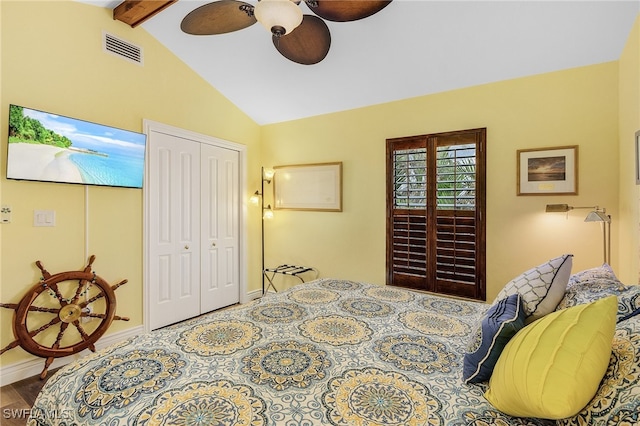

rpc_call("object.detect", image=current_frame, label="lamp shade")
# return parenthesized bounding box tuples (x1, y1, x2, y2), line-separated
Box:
(263, 205, 274, 219)
(584, 210, 610, 223)
(254, 0, 303, 36)
(250, 191, 260, 205)
(263, 169, 275, 180)
(545, 204, 571, 213)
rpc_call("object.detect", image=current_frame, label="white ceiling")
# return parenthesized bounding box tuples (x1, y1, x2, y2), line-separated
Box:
(82, 1, 638, 125)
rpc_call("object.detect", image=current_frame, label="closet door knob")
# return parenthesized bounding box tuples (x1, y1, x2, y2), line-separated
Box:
(184, 245, 189, 250)
(212, 243, 216, 247)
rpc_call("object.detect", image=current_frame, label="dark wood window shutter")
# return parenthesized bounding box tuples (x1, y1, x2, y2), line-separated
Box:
(386, 128, 486, 300)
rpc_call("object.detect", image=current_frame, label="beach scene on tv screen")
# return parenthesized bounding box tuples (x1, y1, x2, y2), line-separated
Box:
(7, 105, 146, 188)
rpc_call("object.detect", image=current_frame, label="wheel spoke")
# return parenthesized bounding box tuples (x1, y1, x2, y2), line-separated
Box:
(27, 306, 60, 314)
(40, 356, 55, 379)
(0, 303, 19, 310)
(52, 322, 69, 349)
(112, 279, 128, 291)
(48, 283, 66, 305)
(0, 340, 21, 355)
(72, 321, 91, 342)
(71, 279, 87, 305)
(81, 291, 105, 306)
(28, 316, 61, 338)
(35, 260, 52, 280)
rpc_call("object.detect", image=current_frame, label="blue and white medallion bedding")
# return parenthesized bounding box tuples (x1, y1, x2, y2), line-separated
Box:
(28, 277, 640, 425)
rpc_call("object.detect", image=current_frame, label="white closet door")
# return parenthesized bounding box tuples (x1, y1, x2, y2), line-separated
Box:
(200, 144, 240, 312)
(146, 122, 244, 331)
(148, 130, 201, 330)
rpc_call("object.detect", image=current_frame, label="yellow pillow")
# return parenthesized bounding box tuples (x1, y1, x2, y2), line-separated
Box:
(485, 295, 616, 419)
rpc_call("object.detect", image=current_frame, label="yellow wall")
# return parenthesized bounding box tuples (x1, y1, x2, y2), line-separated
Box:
(1, 1, 637, 374)
(261, 62, 622, 298)
(618, 14, 640, 285)
(0, 1, 261, 367)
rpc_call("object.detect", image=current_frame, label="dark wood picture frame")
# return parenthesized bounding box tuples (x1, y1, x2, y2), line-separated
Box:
(517, 145, 578, 195)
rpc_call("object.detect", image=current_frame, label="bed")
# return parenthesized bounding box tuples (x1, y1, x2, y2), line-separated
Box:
(28, 258, 640, 425)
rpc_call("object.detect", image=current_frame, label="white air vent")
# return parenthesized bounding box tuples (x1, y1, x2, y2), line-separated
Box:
(103, 32, 143, 65)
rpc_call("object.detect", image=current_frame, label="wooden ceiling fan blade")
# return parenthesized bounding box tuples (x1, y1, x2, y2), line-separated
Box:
(273, 15, 331, 65)
(181, 0, 256, 35)
(305, 0, 392, 22)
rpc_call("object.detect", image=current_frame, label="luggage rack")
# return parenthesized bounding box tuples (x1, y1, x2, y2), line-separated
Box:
(263, 264, 315, 294)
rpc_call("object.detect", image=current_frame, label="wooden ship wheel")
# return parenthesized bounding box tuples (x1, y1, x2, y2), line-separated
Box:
(0, 255, 129, 379)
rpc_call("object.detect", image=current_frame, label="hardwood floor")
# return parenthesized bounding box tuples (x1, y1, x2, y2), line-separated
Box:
(0, 369, 58, 426)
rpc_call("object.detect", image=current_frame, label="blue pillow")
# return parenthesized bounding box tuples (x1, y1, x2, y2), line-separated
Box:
(463, 294, 526, 383)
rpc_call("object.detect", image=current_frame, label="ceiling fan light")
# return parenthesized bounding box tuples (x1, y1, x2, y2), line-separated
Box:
(254, 0, 303, 36)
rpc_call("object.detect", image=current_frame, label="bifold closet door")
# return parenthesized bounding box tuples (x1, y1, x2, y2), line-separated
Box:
(147, 130, 241, 330)
(200, 143, 240, 312)
(148, 131, 201, 330)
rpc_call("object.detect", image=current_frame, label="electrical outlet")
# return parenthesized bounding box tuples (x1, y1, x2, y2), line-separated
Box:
(1, 205, 11, 223)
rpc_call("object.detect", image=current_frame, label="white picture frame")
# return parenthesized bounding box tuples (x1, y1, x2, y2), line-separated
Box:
(274, 162, 342, 211)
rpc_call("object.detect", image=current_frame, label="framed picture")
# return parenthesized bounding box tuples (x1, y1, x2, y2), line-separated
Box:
(517, 145, 578, 195)
(274, 162, 342, 211)
(636, 130, 640, 185)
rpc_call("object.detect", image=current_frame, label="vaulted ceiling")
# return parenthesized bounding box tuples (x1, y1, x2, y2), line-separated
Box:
(83, 1, 638, 125)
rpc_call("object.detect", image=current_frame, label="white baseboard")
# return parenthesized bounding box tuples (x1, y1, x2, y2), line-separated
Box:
(246, 289, 262, 301)
(0, 325, 145, 386)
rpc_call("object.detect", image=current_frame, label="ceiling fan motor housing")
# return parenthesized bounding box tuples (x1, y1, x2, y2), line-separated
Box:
(271, 25, 287, 37)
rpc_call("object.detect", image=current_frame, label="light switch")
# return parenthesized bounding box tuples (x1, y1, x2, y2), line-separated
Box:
(34, 210, 56, 227)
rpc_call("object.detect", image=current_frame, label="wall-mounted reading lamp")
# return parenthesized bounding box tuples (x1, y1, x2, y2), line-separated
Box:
(545, 204, 612, 264)
(251, 167, 274, 295)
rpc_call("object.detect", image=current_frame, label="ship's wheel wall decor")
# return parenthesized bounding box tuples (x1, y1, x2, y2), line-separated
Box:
(0, 255, 129, 379)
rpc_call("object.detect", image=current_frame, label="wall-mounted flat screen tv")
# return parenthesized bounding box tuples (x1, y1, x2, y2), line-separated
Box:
(7, 104, 146, 188)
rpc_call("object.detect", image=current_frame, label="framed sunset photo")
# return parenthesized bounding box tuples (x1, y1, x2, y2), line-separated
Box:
(517, 145, 578, 195)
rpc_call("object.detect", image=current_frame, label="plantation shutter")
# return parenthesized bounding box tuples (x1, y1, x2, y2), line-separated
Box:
(389, 144, 428, 287)
(386, 128, 486, 300)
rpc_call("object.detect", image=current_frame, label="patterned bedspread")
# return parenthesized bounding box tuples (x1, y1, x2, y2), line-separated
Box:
(30, 279, 558, 425)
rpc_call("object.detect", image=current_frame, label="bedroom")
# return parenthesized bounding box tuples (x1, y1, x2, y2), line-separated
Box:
(0, 0, 639, 397)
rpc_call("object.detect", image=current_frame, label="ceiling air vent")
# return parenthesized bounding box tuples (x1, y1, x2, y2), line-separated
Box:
(103, 32, 143, 65)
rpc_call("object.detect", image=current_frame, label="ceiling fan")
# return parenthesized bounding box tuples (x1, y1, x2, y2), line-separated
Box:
(180, 0, 392, 65)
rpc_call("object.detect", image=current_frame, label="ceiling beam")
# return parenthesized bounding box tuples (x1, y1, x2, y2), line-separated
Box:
(113, 0, 177, 28)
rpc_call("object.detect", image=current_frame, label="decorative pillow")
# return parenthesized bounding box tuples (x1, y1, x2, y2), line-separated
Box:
(566, 263, 624, 289)
(493, 254, 572, 322)
(557, 281, 624, 312)
(557, 311, 640, 425)
(560, 293, 640, 323)
(485, 296, 617, 420)
(463, 294, 526, 383)
(557, 264, 640, 322)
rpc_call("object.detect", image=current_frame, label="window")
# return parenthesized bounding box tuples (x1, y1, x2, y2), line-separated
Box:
(386, 128, 486, 300)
